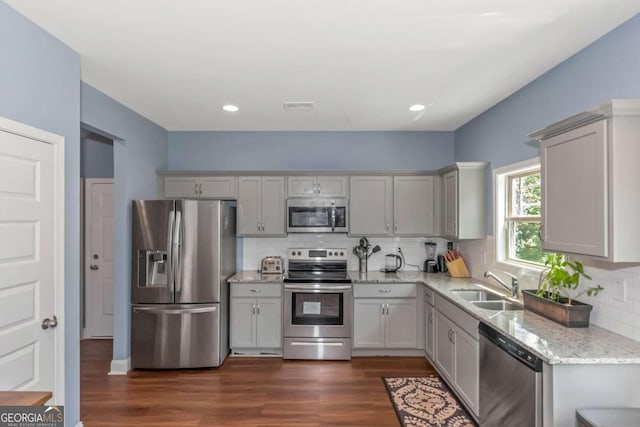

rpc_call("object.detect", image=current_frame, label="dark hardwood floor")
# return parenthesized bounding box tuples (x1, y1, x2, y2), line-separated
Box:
(81, 339, 437, 426)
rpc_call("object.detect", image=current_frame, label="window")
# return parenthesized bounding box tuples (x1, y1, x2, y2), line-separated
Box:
(495, 158, 547, 269)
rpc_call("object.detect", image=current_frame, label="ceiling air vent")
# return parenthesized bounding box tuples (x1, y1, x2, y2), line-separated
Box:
(283, 101, 315, 111)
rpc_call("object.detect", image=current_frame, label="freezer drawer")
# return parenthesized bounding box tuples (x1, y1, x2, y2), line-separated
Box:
(131, 304, 222, 369)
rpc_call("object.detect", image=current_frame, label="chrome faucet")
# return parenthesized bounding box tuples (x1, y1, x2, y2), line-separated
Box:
(484, 271, 519, 298)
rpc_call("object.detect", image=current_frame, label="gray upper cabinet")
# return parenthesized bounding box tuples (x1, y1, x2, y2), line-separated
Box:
(349, 176, 393, 235)
(287, 176, 348, 198)
(531, 99, 640, 262)
(393, 176, 439, 235)
(163, 176, 237, 199)
(237, 176, 286, 236)
(440, 163, 487, 240)
(350, 175, 439, 236)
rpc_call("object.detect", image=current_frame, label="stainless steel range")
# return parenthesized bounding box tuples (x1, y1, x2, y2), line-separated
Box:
(283, 248, 352, 360)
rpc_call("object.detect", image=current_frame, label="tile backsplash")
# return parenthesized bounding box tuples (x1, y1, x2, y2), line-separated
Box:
(242, 234, 451, 272)
(458, 236, 640, 343)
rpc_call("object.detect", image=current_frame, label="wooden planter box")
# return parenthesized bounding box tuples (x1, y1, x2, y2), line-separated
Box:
(522, 290, 593, 328)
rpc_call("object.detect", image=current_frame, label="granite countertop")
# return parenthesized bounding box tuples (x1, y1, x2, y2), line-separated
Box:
(229, 269, 640, 365)
(228, 271, 284, 283)
(351, 270, 640, 365)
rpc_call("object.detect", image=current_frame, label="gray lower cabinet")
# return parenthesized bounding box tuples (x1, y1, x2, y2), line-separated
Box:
(424, 289, 435, 359)
(237, 176, 285, 236)
(433, 294, 479, 417)
(353, 283, 418, 349)
(230, 283, 282, 352)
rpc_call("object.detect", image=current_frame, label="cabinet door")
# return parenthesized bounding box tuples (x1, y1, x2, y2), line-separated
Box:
(261, 177, 286, 235)
(317, 176, 349, 198)
(425, 304, 435, 359)
(164, 177, 200, 198)
(541, 120, 608, 257)
(230, 298, 256, 348)
(393, 176, 437, 235)
(353, 299, 385, 348)
(385, 299, 417, 348)
(237, 177, 261, 236)
(199, 176, 237, 199)
(256, 298, 282, 348)
(442, 171, 458, 237)
(349, 176, 393, 236)
(453, 326, 479, 415)
(434, 311, 455, 382)
(287, 176, 316, 197)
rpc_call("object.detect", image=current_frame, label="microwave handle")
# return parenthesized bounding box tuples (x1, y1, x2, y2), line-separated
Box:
(331, 202, 336, 232)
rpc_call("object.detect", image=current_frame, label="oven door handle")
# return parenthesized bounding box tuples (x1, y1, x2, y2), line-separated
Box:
(284, 284, 352, 292)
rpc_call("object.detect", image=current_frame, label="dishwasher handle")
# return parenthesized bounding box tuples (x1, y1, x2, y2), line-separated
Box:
(479, 322, 543, 372)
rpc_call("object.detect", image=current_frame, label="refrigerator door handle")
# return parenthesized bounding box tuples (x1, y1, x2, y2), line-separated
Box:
(172, 210, 182, 294)
(133, 305, 217, 315)
(166, 210, 176, 293)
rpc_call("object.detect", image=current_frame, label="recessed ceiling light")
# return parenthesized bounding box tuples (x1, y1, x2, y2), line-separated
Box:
(222, 104, 239, 112)
(409, 104, 426, 112)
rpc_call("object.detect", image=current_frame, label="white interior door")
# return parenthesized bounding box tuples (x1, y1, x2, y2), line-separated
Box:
(0, 117, 64, 401)
(84, 179, 114, 337)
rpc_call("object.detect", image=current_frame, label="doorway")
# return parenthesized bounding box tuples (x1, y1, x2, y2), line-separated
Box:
(80, 129, 114, 339)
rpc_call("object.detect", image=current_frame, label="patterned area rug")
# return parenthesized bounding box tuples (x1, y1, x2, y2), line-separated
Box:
(383, 376, 477, 427)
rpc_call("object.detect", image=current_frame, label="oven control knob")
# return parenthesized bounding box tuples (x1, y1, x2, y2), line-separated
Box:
(328, 252, 333, 256)
(276, 266, 280, 271)
(291, 251, 296, 256)
(297, 251, 301, 256)
(340, 251, 344, 256)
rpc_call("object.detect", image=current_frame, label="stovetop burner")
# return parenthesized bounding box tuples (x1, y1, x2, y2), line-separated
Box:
(283, 271, 352, 283)
(284, 248, 351, 283)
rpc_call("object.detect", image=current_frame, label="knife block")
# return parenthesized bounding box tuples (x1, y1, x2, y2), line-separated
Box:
(446, 258, 471, 278)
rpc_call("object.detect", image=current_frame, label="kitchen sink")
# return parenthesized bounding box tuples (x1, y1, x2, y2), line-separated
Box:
(450, 289, 505, 302)
(471, 300, 524, 311)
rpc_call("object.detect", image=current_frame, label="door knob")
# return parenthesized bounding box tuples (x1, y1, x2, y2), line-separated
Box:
(90, 264, 99, 270)
(42, 315, 58, 330)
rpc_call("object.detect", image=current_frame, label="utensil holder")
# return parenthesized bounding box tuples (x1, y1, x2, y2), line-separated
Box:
(446, 258, 470, 278)
(359, 258, 367, 273)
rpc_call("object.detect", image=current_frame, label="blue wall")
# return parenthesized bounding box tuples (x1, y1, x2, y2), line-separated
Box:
(81, 83, 168, 366)
(0, 3, 81, 425)
(169, 131, 455, 170)
(81, 131, 114, 178)
(455, 13, 640, 230)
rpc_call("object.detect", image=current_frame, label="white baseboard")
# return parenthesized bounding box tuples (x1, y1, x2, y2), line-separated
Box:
(109, 358, 130, 375)
(75, 422, 84, 427)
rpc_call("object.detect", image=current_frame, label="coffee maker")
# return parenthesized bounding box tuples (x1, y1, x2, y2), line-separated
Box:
(424, 241, 438, 273)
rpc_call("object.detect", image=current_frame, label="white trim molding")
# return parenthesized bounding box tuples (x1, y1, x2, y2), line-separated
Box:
(75, 422, 84, 427)
(109, 358, 131, 375)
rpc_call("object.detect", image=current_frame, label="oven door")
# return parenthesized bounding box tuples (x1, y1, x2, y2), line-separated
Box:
(286, 198, 348, 233)
(284, 284, 352, 338)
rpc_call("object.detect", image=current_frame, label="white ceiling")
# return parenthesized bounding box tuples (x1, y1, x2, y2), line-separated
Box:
(6, 0, 640, 131)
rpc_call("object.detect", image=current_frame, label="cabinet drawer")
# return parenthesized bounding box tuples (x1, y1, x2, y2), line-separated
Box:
(436, 294, 478, 339)
(424, 286, 435, 306)
(354, 283, 416, 298)
(231, 283, 282, 298)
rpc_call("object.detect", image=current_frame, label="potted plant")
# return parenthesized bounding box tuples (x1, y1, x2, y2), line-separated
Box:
(522, 253, 604, 327)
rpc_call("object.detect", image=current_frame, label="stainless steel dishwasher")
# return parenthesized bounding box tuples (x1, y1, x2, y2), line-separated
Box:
(479, 323, 543, 427)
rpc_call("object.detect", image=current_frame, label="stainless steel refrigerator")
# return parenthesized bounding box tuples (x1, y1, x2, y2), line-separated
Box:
(131, 199, 236, 369)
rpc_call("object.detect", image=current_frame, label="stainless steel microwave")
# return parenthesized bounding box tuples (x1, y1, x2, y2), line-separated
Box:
(286, 198, 348, 233)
